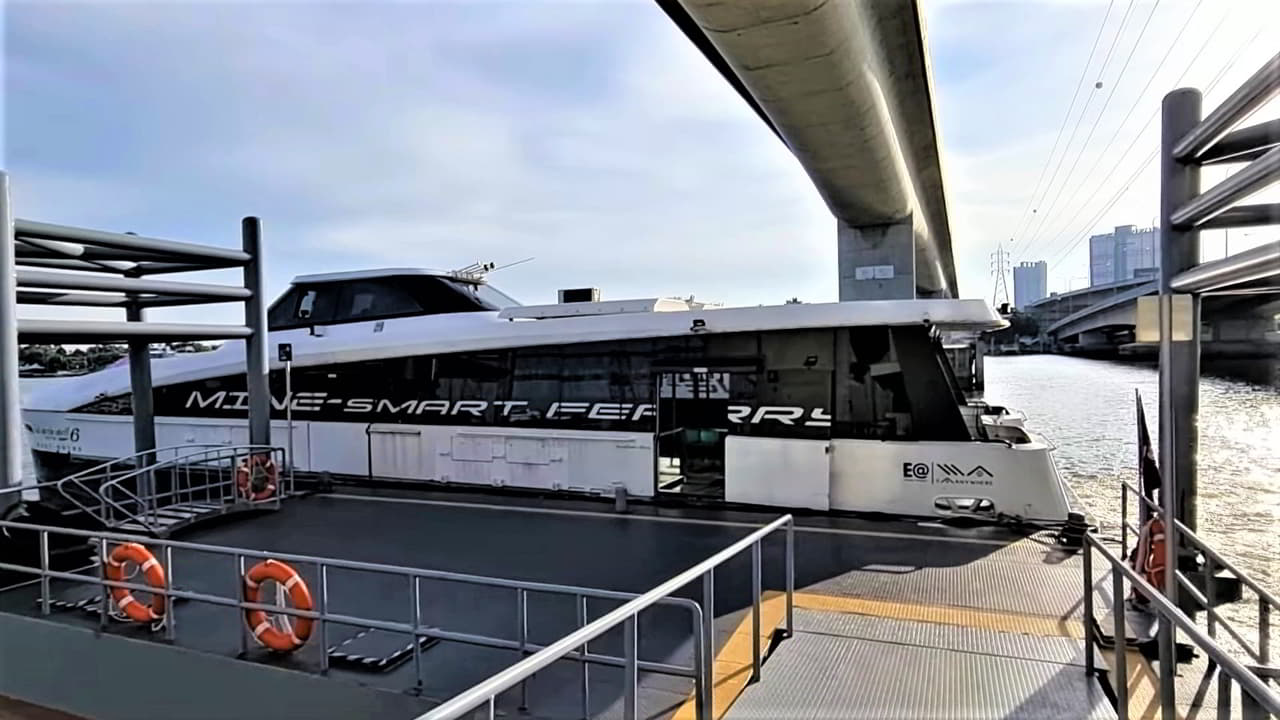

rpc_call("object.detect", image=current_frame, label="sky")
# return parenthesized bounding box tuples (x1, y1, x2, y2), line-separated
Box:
(3, 0, 1279, 324)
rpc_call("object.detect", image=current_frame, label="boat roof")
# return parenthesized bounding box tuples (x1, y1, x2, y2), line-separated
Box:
(23, 299, 1004, 410)
(291, 268, 479, 285)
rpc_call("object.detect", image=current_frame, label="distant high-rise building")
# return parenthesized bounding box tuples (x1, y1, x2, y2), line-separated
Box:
(1089, 225, 1158, 286)
(1013, 261, 1048, 309)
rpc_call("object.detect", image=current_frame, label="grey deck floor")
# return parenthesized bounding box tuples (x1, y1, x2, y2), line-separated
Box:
(727, 609, 1115, 720)
(0, 490, 1122, 719)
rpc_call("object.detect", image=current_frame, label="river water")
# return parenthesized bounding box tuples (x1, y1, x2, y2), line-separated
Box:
(984, 355, 1279, 646)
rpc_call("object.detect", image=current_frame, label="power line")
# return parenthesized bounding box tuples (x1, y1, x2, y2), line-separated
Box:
(1017, 0, 1164, 256)
(1031, 6, 1241, 267)
(1043, 25, 1267, 271)
(1010, 0, 1137, 259)
(1014, 0, 1206, 262)
(1003, 0, 1118, 250)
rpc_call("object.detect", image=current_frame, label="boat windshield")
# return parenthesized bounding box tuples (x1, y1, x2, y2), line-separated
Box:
(267, 274, 518, 330)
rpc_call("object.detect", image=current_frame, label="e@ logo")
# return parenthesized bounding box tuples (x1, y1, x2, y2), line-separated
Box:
(903, 462, 930, 480)
(902, 462, 996, 485)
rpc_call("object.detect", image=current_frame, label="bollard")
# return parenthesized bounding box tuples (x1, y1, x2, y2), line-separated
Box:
(614, 485, 628, 513)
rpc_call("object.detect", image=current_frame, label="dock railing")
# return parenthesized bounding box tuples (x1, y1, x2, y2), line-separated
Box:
(416, 513, 796, 720)
(1121, 480, 1277, 673)
(1081, 527, 1280, 719)
(0, 513, 795, 720)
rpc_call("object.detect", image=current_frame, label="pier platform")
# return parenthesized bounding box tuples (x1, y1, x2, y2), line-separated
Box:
(1, 486, 1132, 719)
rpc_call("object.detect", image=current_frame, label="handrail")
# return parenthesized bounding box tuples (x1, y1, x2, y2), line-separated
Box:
(50, 443, 232, 523)
(1122, 480, 1279, 612)
(97, 445, 282, 531)
(25, 443, 280, 530)
(417, 514, 795, 720)
(1084, 534, 1280, 717)
(0, 518, 702, 599)
(0, 515, 711, 706)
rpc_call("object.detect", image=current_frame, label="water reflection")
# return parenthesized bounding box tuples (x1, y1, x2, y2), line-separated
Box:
(984, 355, 1279, 643)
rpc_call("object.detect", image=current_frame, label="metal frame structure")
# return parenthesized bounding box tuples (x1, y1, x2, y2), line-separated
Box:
(1120, 482, 1275, 673)
(0, 513, 795, 720)
(418, 514, 796, 720)
(1149, 51, 1280, 720)
(0, 170, 272, 510)
(0, 443, 294, 535)
(1080, 531, 1280, 720)
(1157, 51, 1280, 541)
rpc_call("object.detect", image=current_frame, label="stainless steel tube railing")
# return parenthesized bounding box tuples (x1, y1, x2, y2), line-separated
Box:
(1082, 532, 1280, 719)
(97, 445, 286, 530)
(0, 513, 797, 720)
(418, 514, 796, 720)
(1121, 480, 1277, 667)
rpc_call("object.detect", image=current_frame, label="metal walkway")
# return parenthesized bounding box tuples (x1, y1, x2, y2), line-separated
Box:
(719, 533, 1116, 720)
(728, 608, 1113, 719)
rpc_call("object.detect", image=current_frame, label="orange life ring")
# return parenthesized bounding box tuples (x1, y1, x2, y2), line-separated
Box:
(103, 542, 167, 623)
(1142, 517, 1167, 589)
(236, 453, 278, 501)
(243, 559, 313, 652)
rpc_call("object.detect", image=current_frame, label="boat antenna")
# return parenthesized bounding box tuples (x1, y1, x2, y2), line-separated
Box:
(490, 257, 535, 273)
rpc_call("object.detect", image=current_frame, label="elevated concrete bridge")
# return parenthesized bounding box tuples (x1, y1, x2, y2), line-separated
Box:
(661, 0, 957, 300)
(1024, 278, 1280, 354)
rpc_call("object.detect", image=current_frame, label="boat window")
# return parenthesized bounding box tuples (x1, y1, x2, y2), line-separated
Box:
(437, 352, 510, 423)
(268, 285, 338, 329)
(335, 280, 423, 322)
(473, 283, 521, 308)
(411, 277, 504, 314)
(889, 326, 970, 442)
(266, 288, 300, 328)
(835, 327, 913, 439)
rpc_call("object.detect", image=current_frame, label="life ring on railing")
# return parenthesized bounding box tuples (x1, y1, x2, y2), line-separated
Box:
(243, 559, 313, 652)
(103, 542, 167, 623)
(236, 453, 277, 501)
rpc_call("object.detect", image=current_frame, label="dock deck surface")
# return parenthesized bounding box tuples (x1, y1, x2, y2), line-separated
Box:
(0, 487, 1136, 718)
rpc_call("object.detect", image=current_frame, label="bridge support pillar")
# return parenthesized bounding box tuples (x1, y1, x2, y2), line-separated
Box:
(837, 220, 915, 300)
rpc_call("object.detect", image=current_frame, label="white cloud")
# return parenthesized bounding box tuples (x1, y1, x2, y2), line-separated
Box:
(8, 0, 1276, 317)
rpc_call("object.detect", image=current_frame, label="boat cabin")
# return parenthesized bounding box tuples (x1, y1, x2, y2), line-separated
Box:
(266, 269, 519, 330)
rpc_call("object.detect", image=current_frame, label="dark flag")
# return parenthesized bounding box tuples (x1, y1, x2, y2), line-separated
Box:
(1135, 389, 1162, 523)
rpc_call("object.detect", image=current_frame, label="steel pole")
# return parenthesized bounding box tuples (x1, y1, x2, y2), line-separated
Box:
(1159, 89, 1202, 587)
(0, 173, 21, 511)
(241, 217, 270, 446)
(126, 302, 156, 504)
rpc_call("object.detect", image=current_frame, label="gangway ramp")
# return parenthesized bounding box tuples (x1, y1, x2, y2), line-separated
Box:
(721, 533, 1117, 719)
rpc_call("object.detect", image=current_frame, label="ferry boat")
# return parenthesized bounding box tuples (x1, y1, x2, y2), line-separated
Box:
(20, 268, 1070, 520)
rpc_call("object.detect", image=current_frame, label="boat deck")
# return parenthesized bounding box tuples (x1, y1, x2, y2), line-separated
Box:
(0, 487, 1130, 719)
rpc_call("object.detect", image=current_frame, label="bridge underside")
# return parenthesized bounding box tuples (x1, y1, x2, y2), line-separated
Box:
(661, 0, 956, 299)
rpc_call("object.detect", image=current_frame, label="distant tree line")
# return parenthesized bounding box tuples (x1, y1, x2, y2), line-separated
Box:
(18, 342, 216, 375)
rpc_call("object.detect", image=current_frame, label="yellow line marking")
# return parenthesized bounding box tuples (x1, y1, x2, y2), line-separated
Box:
(1106, 646, 1170, 720)
(791, 591, 1085, 640)
(671, 591, 786, 720)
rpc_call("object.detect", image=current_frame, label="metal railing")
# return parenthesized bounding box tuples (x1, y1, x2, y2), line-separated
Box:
(50, 444, 224, 522)
(0, 513, 794, 720)
(0, 444, 218, 516)
(42, 443, 289, 532)
(1121, 480, 1276, 671)
(0, 516, 726, 717)
(1082, 529, 1280, 719)
(100, 445, 288, 532)
(417, 514, 796, 720)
